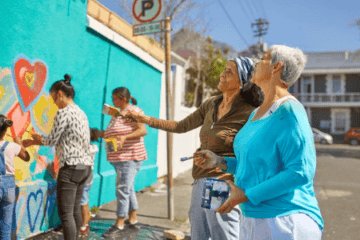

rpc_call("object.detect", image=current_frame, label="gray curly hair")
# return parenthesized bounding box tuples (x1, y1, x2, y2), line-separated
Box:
(269, 45, 307, 87)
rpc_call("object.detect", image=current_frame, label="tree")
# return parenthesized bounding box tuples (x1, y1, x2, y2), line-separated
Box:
(185, 37, 227, 107)
(172, 26, 209, 107)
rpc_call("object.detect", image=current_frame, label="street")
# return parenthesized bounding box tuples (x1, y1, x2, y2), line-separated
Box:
(315, 145, 360, 239)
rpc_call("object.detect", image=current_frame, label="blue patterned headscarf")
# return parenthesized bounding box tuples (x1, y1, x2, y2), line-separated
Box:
(230, 57, 254, 86)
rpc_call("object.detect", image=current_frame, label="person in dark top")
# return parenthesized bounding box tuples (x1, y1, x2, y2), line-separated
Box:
(125, 57, 264, 240)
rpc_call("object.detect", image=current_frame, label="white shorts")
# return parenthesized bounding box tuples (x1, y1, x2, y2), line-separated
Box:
(240, 213, 322, 240)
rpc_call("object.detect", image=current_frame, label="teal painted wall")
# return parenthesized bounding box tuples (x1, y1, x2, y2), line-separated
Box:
(0, 0, 161, 238)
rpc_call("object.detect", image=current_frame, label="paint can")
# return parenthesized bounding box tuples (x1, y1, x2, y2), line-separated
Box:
(105, 138, 117, 153)
(201, 178, 230, 210)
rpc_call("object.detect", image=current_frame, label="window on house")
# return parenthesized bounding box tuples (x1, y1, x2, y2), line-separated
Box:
(345, 74, 360, 93)
(332, 109, 350, 134)
(332, 76, 341, 94)
(314, 75, 326, 93)
(334, 112, 346, 132)
(302, 78, 312, 93)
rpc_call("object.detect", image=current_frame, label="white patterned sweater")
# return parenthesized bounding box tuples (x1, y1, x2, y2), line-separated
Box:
(41, 104, 93, 168)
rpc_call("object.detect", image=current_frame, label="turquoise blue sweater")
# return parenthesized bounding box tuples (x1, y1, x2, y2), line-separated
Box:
(225, 101, 324, 230)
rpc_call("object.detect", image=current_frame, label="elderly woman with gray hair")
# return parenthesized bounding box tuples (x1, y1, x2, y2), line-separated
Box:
(195, 45, 324, 239)
(125, 57, 263, 239)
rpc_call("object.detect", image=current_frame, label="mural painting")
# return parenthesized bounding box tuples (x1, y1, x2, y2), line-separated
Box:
(0, 55, 61, 239)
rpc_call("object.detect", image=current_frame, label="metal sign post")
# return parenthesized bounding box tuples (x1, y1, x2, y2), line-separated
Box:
(132, 0, 174, 220)
(164, 17, 174, 221)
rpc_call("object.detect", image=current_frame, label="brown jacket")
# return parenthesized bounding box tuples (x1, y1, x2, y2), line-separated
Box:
(148, 93, 256, 180)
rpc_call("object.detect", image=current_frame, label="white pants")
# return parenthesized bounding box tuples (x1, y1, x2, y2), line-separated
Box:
(240, 213, 322, 240)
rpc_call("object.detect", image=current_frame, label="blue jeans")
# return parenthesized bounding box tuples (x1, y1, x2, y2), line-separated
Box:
(189, 178, 241, 240)
(0, 175, 15, 240)
(80, 185, 91, 206)
(111, 161, 143, 217)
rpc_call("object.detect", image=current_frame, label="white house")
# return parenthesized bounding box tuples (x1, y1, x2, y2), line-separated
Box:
(289, 51, 360, 142)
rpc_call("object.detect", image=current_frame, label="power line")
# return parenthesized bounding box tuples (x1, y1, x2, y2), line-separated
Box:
(247, 0, 262, 19)
(252, 0, 264, 18)
(235, 0, 252, 22)
(217, 0, 249, 47)
(242, 0, 257, 20)
(258, 0, 268, 19)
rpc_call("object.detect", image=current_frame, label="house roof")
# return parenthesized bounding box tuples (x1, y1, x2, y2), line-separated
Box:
(304, 51, 360, 70)
(175, 49, 197, 59)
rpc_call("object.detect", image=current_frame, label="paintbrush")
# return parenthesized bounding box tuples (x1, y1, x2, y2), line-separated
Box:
(180, 154, 205, 162)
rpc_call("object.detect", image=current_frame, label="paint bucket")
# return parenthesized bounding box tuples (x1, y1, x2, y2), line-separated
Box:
(105, 138, 117, 153)
(201, 178, 230, 210)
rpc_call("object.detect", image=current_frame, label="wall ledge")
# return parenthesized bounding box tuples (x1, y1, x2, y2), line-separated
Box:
(86, 15, 164, 73)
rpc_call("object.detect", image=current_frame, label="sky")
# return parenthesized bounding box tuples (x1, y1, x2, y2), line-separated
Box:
(97, 0, 360, 53)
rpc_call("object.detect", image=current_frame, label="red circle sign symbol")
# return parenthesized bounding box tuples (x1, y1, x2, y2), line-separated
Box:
(132, 0, 162, 24)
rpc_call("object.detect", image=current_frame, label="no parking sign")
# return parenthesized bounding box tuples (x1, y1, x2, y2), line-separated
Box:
(132, 0, 162, 25)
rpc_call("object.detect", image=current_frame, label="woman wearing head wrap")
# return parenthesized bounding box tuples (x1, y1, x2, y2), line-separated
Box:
(125, 57, 264, 240)
(195, 45, 324, 239)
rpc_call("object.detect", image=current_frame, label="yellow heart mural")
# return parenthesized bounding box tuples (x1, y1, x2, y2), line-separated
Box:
(32, 94, 58, 135)
(0, 85, 4, 100)
(25, 72, 35, 89)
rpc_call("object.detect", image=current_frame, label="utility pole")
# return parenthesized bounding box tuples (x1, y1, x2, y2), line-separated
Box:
(251, 18, 269, 58)
(164, 17, 174, 221)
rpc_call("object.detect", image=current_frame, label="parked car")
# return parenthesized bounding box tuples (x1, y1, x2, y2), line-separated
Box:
(312, 128, 333, 144)
(344, 128, 360, 146)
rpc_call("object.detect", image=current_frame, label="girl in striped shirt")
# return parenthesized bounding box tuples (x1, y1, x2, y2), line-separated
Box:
(99, 87, 147, 238)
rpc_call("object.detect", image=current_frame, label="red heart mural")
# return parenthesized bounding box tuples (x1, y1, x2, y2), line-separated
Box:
(7, 103, 31, 137)
(13, 57, 47, 112)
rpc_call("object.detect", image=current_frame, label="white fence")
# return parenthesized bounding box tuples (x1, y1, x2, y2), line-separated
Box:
(299, 93, 360, 103)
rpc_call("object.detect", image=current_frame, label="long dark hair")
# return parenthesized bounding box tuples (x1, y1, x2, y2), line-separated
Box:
(240, 82, 264, 107)
(49, 74, 75, 99)
(112, 87, 137, 105)
(0, 115, 13, 137)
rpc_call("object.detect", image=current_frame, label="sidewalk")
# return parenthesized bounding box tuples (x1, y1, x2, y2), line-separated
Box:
(315, 143, 360, 159)
(27, 169, 193, 240)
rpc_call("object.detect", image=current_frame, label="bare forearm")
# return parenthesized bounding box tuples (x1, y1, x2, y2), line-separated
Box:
(124, 128, 147, 139)
(99, 131, 105, 138)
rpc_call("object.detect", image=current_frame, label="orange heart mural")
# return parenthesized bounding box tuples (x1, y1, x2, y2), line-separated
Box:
(7, 103, 31, 137)
(13, 56, 48, 112)
(32, 94, 58, 135)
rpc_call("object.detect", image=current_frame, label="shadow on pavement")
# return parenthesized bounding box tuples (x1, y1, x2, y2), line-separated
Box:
(27, 219, 191, 240)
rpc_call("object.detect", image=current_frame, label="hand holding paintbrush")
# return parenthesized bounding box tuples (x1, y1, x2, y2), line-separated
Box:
(192, 150, 228, 171)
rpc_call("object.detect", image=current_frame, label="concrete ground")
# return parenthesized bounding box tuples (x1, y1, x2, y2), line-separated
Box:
(27, 170, 193, 240)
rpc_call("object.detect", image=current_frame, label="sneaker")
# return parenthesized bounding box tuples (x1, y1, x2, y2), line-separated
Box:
(79, 225, 90, 236)
(102, 225, 124, 238)
(125, 220, 140, 230)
